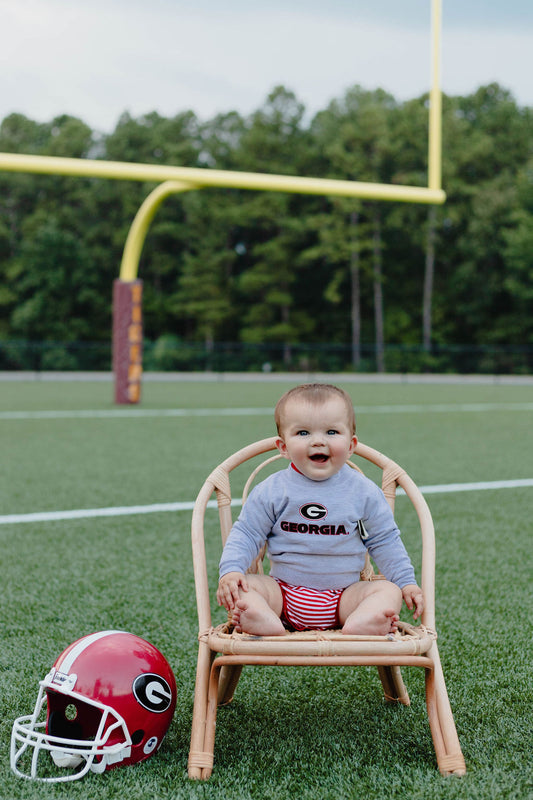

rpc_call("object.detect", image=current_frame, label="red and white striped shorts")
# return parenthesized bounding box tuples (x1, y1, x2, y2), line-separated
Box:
(275, 579, 343, 631)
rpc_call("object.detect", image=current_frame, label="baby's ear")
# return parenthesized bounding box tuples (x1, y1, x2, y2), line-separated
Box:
(276, 437, 289, 459)
(348, 435, 358, 455)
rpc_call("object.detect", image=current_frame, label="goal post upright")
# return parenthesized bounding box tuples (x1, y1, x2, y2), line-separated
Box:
(429, 0, 443, 193)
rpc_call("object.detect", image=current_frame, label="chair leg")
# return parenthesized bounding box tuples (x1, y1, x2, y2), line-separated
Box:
(377, 665, 410, 705)
(217, 665, 243, 706)
(188, 644, 216, 780)
(189, 661, 243, 779)
(425, 647, 466, 776)
(200, 661, 224, 777)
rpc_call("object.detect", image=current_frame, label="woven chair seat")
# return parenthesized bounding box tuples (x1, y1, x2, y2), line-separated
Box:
(203, 620, 437, 657)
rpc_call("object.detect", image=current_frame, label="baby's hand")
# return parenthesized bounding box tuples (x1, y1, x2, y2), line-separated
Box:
(216, 572, 249, 611)
(402, 584, 424, 621)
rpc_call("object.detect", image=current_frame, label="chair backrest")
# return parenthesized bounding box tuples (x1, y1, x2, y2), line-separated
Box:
(191, 437, 436, 632)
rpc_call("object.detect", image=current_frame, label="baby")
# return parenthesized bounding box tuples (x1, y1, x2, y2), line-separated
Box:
(217, 383, 424, 636)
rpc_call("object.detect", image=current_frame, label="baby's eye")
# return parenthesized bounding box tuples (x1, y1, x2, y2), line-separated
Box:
(327, 429, 339, 435)
(296, 430, 309, 436)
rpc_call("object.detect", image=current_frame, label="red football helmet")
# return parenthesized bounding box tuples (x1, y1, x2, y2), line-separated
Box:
(11, 630, 176, 782)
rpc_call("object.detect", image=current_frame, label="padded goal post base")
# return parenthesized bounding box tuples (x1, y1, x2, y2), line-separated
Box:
(112, 279, 143, 404)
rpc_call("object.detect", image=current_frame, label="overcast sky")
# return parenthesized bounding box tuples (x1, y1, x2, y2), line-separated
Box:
(0, 0, 531, 134)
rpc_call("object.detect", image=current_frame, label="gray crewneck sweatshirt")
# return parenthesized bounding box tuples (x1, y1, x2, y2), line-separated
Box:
(219, 463, 416, 591)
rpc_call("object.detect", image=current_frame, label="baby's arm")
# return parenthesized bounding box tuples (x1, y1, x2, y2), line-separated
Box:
(217, 572, 249, 611)
(402, 584, 424, 620)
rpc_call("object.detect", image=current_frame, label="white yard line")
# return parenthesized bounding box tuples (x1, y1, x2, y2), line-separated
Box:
(1, 479, 532, 525)
(0, 408, 274, 420)
(1, 402, 533, 420)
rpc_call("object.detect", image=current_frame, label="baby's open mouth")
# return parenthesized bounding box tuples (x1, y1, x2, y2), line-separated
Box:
(310, 454, 329, 462)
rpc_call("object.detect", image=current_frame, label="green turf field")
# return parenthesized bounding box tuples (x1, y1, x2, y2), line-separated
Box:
(1, 377, 532, 800)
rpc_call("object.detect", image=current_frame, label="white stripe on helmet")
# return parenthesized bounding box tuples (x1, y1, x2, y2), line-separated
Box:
(57, 630, 125, 674)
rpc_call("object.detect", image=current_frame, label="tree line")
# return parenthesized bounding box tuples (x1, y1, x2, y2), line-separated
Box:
(0, 82, 531, 373)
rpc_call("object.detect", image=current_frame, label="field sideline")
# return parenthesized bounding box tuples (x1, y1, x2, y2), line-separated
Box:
(0, 376, 532, 800)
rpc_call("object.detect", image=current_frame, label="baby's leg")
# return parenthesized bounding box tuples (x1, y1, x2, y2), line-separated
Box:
(338, 580, 402, 636)
(232, 574, 285, 636)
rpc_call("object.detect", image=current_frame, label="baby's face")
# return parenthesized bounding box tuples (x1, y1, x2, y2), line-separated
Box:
(276, 396, 357, 481)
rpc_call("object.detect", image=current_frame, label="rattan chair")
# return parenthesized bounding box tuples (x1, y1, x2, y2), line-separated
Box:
(188, 437, 466, 778)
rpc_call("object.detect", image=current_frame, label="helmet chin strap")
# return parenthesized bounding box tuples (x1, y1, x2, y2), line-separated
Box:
(50, 744, 132, 774)
(50, 750, 84, 769)
(89, 745, 132, 773)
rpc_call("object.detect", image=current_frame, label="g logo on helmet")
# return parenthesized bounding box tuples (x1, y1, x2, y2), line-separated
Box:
(133, 674, 173, 713)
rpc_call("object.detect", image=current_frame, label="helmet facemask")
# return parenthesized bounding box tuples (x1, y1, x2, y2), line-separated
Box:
(11, 669, 132, 783)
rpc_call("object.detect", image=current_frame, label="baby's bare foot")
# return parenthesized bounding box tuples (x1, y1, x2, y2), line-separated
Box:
(233, 598, 285, 636)
(342, 608, 399, 636)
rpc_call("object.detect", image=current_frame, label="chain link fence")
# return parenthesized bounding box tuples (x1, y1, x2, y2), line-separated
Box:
(1, 339, 532, 375)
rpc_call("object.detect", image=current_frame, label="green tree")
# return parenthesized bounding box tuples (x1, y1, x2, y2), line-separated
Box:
(432, 85, 532, 358)
(172, 190, 239, 349)
(199, 111, 246, 170)
(309, 86, 397, 370)
(299, 203, 355, 364)
(9, 216, 96, 342)
(497, 161, 533, 346)
(233, 87, 316, 364)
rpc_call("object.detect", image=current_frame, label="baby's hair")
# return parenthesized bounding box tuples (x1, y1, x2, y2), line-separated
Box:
(274, 383, 356, 435)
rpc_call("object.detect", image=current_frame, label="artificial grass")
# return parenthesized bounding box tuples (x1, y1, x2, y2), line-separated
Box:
(2, 378, 532, 515)
(0, 378, 532, 799)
